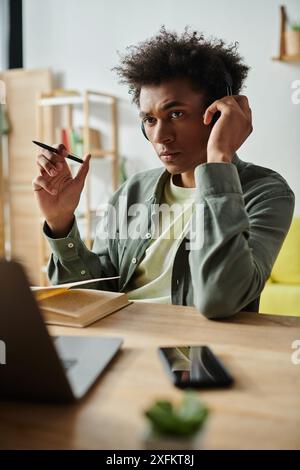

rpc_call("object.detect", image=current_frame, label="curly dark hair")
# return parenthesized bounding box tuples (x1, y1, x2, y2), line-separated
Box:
(113, 26, 250, 108)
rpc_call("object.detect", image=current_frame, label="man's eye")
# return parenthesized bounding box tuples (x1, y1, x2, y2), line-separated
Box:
(143, 116, 156, 124)
(170, 111, 184, 119)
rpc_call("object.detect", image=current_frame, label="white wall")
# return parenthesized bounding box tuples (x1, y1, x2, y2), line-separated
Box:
(23, 0, 300, 214)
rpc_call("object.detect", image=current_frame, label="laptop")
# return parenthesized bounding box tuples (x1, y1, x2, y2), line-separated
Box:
(0, 260, 123, 402)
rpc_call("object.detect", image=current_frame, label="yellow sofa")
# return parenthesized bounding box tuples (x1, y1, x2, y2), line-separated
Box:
(260, 217, 300, 316)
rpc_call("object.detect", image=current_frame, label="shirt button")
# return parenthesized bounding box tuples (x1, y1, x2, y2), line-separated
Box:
(80, 270, 86, 275)
(68, 242, 74, 248)
(145, 232, 151, 239)
(132, 258, 137, 264)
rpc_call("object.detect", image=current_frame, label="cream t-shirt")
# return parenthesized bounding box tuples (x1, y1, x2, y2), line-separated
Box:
(127, 175, 196, 303)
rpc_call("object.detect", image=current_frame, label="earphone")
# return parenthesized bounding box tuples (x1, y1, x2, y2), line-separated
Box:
(211, 71, 233, 125)
(141, 119, 150, 141)
(141, 71, 233, 141)
(224, 71, 233, 96)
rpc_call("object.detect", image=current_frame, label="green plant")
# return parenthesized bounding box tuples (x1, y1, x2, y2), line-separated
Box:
(290, 23, 300, 32)
(144, 391, 209, 438)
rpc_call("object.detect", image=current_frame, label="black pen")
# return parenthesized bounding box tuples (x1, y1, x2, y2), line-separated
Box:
(32, 140, 84, 164)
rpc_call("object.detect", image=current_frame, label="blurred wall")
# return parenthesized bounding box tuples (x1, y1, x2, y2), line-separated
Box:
(23, 0, 300, 214)
(0, 0, 9, 70)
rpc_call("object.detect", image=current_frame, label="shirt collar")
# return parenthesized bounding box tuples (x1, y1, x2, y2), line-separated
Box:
(148, 153, 241, 202)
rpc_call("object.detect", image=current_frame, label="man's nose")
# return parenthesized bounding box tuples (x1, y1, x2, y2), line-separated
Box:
(152, 121, 175, 144)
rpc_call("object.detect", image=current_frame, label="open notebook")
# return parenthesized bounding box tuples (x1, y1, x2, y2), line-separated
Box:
(31, 276, 131, 328)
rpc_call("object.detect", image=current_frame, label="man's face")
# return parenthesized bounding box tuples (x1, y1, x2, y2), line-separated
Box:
(139, 77, 211, 174)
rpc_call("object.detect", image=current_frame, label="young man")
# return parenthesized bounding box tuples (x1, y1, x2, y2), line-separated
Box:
(33, 28, 294, 318)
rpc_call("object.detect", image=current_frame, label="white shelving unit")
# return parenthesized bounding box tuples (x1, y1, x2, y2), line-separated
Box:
(36, 89, 119, 284)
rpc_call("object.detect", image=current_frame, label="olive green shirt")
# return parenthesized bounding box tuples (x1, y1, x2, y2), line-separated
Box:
(44, 154, 295, 319)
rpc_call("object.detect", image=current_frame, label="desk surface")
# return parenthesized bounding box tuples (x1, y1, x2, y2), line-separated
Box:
(0, 302, 299, 450)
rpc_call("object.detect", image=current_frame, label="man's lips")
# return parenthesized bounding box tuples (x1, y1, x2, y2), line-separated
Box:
(159, 151, 181, 162)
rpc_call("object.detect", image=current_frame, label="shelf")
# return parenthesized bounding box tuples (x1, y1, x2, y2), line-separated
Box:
(67, 149, 116, 159)
(37, 91, 116, 107)
(37, 87, 119, 284)
(90, 149, 116, 158)
(272, 54, 300, 62)
(272, 6, 300, 63)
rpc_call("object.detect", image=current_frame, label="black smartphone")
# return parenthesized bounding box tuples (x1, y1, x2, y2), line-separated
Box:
(158, 345, 234, 389)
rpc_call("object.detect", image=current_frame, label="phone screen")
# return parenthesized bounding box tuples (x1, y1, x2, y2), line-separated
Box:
(158, 346, 234, 389)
